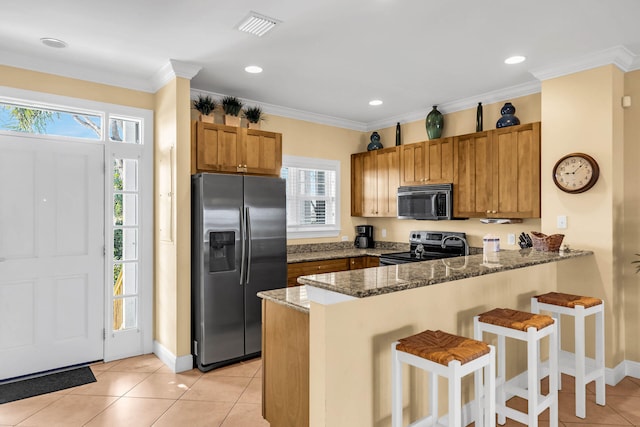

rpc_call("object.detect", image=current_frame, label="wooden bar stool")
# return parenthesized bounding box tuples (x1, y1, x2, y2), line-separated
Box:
(391, 329, 495, 427)
(474, 308, 558, 427)
(531, 292, 605, 418)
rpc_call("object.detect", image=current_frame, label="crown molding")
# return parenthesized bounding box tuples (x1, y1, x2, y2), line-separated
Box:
(365, 80, 541, 131)
(151, 59, 202, 92)
(190, 88, 368, 131)
(530, 45, 637, 81)
(0, 48, 157, 93)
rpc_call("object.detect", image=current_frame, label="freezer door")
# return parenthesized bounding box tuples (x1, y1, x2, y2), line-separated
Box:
(192, 173, 245, 368)
(243, 175, 287, 354)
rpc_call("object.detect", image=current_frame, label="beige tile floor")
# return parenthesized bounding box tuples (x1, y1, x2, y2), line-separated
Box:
(2, 354, 640, 426)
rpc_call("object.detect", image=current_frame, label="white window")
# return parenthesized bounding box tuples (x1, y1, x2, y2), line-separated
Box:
(281, 155, 340, 239)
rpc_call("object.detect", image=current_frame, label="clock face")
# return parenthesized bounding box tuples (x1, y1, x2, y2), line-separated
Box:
(552, 153, 599, 193)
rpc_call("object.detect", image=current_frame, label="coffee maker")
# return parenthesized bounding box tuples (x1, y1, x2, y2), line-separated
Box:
(354, 225, 374, 248)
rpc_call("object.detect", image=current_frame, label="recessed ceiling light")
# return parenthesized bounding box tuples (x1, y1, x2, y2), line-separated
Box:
(504, 55, 526, 65)
(369, 100, 383, 106)
(40, 37, 67, 48)
(245, 65, 263, 74)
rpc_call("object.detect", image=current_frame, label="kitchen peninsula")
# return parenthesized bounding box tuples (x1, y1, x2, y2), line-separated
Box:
(259, 248, 594, 427)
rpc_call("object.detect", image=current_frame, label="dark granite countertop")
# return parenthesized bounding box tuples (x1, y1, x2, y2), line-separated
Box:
(296, 248, 593, 298)
(258, 286, 310, 313)
(286, 241, 408, 264)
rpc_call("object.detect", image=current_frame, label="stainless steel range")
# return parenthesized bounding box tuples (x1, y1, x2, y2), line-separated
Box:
(379, 231, 469, 266)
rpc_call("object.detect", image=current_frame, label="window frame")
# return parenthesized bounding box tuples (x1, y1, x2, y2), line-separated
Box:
(281, 154, 341, 239)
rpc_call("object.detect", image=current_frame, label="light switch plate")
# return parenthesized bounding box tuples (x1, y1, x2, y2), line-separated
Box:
(557, 215, 567, 229)
(507, 233, 516, 245)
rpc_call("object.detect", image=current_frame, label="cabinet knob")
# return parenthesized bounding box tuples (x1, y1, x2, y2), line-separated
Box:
(486, 210, 491, 214)
(238, 164, 242, 168)
(492, 210, 497, 214)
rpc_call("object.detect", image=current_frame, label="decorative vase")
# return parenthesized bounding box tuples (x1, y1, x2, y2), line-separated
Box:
(395, 122, 401, 146)
(367, 132, 383, 151)
(199, 113, 214, 124)
(425, 106, 443, 139)
(248, 122, 261, 130)
(476, 102, 483, 132)
(224, 114, 241, 127)
(496, 102, 520, 128)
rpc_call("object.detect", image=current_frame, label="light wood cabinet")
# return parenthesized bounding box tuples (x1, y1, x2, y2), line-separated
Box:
(262, 300, 309, 427)
(351, 147, 400, 217)
(287, 256, 379, 287)
(191, 121, 282, 176)
(400, 138, 453, 185)
(453, 122, 540, 218)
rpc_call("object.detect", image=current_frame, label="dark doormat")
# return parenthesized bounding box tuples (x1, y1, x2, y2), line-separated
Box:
(0, 366, 96, 404)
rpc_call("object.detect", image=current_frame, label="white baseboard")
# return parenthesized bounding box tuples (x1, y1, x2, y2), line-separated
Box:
(153, 340, 193, 373)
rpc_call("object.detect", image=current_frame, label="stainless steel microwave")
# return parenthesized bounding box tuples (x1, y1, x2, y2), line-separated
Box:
(397, 183, 454, 220)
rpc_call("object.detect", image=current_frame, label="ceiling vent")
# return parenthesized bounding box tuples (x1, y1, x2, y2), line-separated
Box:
(236, 11, 281, 37)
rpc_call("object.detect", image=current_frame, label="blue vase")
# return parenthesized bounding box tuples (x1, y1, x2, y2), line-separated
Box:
(496, 102, 520, 128)
(425, 106, 443, 139)
(367, 131, 383, 151)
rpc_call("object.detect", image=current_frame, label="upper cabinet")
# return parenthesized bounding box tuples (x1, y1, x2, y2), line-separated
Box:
(453, 122, 540, 218)
(400, 138, 453, 186)
(351, 122, 541, 220)
(191, 121, 282, 176)
(351, 146, 400, 217)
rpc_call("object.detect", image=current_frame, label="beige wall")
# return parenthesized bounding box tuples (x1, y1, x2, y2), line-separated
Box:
(366, 94, 542, 249)
(541, 65, 626, 366)
(154, 77, 193, 357)
(623, 70, 640, 360)
(0, 65, 154, 109)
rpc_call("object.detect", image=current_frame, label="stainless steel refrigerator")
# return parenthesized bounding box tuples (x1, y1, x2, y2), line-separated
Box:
(192, 173, 287, 372)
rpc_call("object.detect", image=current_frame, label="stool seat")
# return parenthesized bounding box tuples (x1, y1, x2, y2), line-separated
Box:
(535, 291, 602, 309)
(478, 308, 554, 331)
(396, 330, 490, 366)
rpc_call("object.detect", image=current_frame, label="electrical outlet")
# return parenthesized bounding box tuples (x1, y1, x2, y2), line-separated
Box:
(341, 235, 349, 241)
(507, 233, 516, 245)
(557, 215, 567, 229)
(381, 228, 387, 238)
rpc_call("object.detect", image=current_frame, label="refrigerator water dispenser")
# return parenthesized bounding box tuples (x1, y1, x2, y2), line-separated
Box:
(209, 231, 235, 272)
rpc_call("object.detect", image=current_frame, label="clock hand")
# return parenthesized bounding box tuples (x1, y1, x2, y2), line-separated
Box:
(572, 162, 583, 174)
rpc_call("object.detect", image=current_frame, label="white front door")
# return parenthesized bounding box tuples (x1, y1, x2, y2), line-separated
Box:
(0, 135, 104, 379)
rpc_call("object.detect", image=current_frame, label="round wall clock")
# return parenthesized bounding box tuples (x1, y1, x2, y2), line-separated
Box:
(552, 152, 600, 194)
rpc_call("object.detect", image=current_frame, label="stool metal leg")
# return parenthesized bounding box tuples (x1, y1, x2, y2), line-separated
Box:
(526, 327, 539, 427)
(575, 305, 586, 418)
(391, 342, 402, 427)
(430, 370, 438, 425)
(449, 361, 462, 427)
(595, 306, 606, 406)
(549, 323, 559, 427)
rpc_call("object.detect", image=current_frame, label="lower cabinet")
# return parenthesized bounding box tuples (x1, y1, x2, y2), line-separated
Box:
(287, 256, 379, 287)
(262, 300, 309, 427)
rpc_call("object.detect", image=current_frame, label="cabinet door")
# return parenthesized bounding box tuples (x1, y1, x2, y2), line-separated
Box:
(375, 147, 400, 217)
(351, 153, 366, 216)
(493, 123, 540, 218)
(425, 137, 454, 183)
(365, 256, 380, 267)
(349, 257, 366, 270)
(453, 132, 493, 217)
(195, 122, 241, 172)
(244, 129, 282, 176)
(363, 152, 378, 216)
(400, 142, 426, 185)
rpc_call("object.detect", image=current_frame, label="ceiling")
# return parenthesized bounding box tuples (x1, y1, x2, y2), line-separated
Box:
(2, 0, 640, 130)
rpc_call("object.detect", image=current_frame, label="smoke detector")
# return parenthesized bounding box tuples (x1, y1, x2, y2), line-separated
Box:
(236, 11, 281, 37)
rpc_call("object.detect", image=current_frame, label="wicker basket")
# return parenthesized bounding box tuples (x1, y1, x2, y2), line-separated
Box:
(530, 231, 564, 252)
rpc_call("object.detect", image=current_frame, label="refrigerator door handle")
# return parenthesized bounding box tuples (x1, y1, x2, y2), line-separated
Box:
(245, 207, 252, 285)
(239, 207, 246, 285)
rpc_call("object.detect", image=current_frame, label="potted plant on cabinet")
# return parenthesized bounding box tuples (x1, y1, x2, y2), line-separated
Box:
(192, 95, 217, 123)
(243, 106, 265, 130)
(221, 96, 243, 127)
